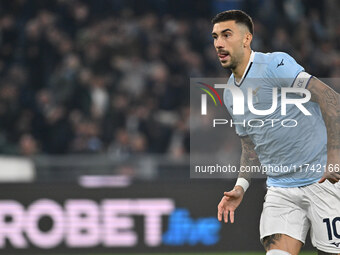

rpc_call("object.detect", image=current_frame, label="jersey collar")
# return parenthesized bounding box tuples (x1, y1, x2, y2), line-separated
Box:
(234, 50, 255, 87)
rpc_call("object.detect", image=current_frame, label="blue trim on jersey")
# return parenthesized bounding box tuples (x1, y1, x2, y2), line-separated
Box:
(305, 75, 313, 89)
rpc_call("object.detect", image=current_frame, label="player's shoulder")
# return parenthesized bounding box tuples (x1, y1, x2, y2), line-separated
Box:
(254, 51, 295, 65)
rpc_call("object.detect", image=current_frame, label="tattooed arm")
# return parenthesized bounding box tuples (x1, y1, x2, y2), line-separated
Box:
(308, 77, 340, 183)
(217, 136, 260, 223)
(237, 135, 261, 188)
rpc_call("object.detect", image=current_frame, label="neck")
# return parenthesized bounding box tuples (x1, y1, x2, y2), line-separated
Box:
(232, 49, 252, 81)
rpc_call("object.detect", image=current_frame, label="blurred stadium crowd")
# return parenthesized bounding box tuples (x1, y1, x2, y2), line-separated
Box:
(0, 0, 339, 156)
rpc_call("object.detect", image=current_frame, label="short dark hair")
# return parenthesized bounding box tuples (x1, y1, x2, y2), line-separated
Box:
(211, 10, 254, 35)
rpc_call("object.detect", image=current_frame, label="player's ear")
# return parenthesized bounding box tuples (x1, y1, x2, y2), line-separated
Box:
(243, 32, 252, 48)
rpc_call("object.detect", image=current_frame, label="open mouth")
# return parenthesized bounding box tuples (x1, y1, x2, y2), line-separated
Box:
(218, 52, 230, 61)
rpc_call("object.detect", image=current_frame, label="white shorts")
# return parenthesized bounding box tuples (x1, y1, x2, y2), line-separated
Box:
(260, 180, 340, 253)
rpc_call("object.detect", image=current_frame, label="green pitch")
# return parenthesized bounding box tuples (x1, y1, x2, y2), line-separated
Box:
(75, 252, 317, 255)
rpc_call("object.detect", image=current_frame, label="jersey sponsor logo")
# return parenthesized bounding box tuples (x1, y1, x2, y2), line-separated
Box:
(252, 86, 260, 103)
(252, 86, 260, 96)
(277, 59, 284, 68)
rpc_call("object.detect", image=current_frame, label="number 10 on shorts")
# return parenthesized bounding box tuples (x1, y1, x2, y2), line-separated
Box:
(323, 217, 340, 240)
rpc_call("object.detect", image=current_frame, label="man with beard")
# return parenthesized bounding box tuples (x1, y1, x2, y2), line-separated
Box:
(213, 10, 340, 255)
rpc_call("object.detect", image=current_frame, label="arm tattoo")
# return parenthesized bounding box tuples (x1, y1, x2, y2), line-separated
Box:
(239, 136, 260, 183)
(309, 78, 340, 150)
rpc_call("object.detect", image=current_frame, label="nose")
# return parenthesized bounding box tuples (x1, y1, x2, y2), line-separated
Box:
(214, 36, 224, 50)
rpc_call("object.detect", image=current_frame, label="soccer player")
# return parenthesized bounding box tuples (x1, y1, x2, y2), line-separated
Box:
(212, 10, 340, 255)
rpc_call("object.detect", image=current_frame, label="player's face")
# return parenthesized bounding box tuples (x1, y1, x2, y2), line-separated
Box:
(212, 20, 246, 69)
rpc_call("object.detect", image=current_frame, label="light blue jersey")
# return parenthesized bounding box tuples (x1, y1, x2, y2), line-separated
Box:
(224, 51, 327, 187)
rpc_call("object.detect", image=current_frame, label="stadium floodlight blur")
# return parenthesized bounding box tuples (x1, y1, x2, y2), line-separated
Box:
(0, 0, 339, 183)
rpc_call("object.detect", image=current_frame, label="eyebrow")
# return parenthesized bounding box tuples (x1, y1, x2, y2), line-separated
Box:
(211, 28, 233, 36)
